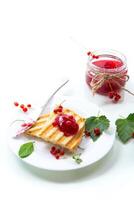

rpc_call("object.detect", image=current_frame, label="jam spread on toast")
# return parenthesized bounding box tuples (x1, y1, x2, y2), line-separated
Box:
(52, 114, 79, 137)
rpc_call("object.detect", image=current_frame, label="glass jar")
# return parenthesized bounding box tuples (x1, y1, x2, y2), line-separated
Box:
(86, 50, 128, 95)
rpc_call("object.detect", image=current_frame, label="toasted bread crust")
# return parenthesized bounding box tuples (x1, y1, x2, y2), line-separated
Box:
(25, 108, 85, 152)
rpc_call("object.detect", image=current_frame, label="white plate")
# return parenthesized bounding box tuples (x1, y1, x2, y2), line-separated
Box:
(8, 97, 115, 171)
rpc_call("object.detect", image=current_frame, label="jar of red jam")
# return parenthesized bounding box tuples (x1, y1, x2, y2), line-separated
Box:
(86, 50, 128, 95)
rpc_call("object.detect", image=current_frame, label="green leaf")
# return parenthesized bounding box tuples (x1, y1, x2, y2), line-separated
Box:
(115, 113, 134, 143)
(72, 153, 82, 164)
(18, 142, 34, 158)
(85, 115, 110, 141)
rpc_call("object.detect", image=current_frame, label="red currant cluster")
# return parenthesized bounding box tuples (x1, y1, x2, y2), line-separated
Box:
(50, 146, 65, 159)
(108, 91, 121, 102)
(54, 105, 63, 114)
(87, 51, 99, 59)
(85, 127, 101, 137)
(14, 102, 31, 113)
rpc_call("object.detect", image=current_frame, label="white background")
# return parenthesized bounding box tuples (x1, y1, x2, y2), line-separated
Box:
(0, 0, 134, 200)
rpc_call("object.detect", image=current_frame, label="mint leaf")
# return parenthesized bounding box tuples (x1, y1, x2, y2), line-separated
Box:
(116, 113, 134, 143)
(18, 142, 34, 158)
(85, 115, 110, 141)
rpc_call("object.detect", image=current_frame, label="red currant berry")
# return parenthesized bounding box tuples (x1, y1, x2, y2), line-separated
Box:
(27, 123, 33, 127)
(50, 150, 55, 155)
(60, 150, 65, 156)
(20, 104, 24, 109)
(114, 95, 120, 102)
(27, 104, 31, 108)
(51, 146, 56, 152)
(65, 120, 72, 126)
(23, 107, 28, 112)
(14, 102, 19, 107)
(56, 149, 61, 154)
(92, 55, 96, 58)
(85, 131, 90, 137)
(92, 55, 99, 59)
(69, 115, 74, 120)
(59, 105, 63, 109)
(108, 92, 114, 99)
(52, 121, 57, 127)
(116, 94, 121, 99)
(55, 155, 60, 159)
(58, 108, 62, 112)
(21, 123, 27, 127)
(87, 51, 91, 56)
(94, 128, 101, 136)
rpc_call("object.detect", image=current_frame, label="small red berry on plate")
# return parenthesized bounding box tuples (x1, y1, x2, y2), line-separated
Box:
(21, 123, 27, 127)
(50, 146, 57, 155)
(60, 150, 65, 156)
(92, 55, 96, 58)
(56, 149, 61, 154)
(23, 107, 28, 112)
(51, 146, 56, 152)
(20, 104, 24, 109)
(94, 128, 101, 136)
(14, 102, 19, 107)
(27, 104, 31, 108)
(85, 131, 90, 137)
(27, 123, 33, 127)
(92, 55, 99, 59)
(50, 150, 55, 155)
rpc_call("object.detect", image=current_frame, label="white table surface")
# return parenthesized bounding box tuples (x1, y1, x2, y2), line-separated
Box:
(0, 0, 134, 199)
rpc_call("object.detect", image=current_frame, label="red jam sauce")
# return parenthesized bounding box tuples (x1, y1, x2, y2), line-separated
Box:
(93, 60, 123, 69)
(86, 58, 127, 95)
(52, 114, 79, 137)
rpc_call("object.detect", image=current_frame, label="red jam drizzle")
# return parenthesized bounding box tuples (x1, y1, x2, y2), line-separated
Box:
(86, 58, 127, 95)
(52, 114, 79, 137)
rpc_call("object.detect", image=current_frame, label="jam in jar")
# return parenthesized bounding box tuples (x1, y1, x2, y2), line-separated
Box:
(86, 50, 128, 95)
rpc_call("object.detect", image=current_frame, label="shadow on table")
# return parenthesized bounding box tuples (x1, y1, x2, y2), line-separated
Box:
(18, 140, 122, 183)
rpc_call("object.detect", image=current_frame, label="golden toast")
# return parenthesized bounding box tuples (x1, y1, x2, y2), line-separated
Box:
(25, 107, 85, 152)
